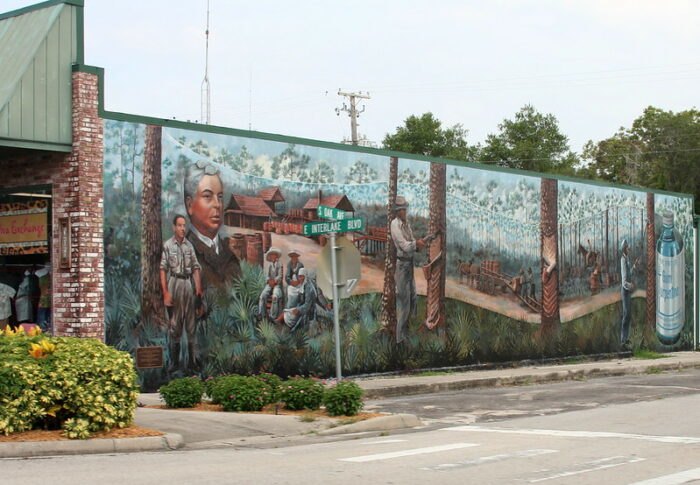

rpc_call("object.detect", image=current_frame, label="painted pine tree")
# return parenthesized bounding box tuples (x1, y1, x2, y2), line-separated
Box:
(646, 192, 656, 330)
(540, 178, 560, 332)
(141, 125, 165, 327)
(380, 156, 398, 335)
(425, 161, 446, 330)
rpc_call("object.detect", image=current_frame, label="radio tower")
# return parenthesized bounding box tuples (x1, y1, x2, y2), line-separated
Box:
(200, 0, 211, 124)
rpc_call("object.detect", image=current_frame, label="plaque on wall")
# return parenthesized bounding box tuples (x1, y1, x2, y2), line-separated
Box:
(135, 346, 164, 369)
(59, 217, 71, 269)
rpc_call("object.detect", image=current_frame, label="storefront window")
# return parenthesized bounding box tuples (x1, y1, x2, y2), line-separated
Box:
(0, 186, 52, 333)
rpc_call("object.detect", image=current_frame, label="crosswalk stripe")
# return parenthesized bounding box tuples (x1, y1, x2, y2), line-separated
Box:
(340, 443, 479, 463)
(628, 467, 700, 485)
(444, 426, 700, 444)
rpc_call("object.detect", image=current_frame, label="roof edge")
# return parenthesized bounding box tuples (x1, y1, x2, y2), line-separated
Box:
(0, 0, 83, 22)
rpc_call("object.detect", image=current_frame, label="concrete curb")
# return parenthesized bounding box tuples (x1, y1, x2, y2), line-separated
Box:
(361, 358, 700, 399)
(318, 414, 422, 436)
(0, 432, 183, 458)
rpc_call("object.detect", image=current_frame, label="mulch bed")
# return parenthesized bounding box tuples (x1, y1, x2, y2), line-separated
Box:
(0, 425, 163, 443)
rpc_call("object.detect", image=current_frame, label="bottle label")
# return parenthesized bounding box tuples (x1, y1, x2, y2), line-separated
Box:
(656, 249, 685, 340)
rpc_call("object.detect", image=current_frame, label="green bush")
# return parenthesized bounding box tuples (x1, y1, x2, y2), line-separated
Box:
(0, 329, 139, 439)
(159, 377, 204, 408)
(254, 372, 282, 404)
(280, 377, 324, 411)
(323, 381, 364, 416)
(217, 376, 271, 412)
(208, 375, 240, 405)
(203, 375, 223, 401)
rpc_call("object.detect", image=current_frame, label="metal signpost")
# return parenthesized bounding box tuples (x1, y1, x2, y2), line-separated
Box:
(308, 206, 363, 380)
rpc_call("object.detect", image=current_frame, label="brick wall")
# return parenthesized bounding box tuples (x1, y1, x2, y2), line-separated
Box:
(0, 71, 104, 339)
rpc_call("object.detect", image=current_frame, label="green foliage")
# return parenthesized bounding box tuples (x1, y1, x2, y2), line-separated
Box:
(159, 377, 204, 408)
(280, 377, 325, 411)
(581, 106, 700, 203)
(254, 372, 283, 404)
(481, 104, 578, 174)
(218, 375, 271, 412)
(323, 381, 364, 416)
(383, 112, 478, 161)
(0, 334, 139, 439)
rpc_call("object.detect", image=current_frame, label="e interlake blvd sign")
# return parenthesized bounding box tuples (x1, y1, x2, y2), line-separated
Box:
(303, 218, 364, 236)
(317, 204, 348, 220)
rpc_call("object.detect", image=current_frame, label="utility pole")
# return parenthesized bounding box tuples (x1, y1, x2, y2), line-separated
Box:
(336, 90, 370, 145)
(200, 0, 211, 124)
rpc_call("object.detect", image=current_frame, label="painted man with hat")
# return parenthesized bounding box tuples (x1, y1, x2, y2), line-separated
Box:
(390, 196, 426, 343)
(619, 238, 638, 349)
(285, 248, 305, 309)
(277, 267, 316, 331)
(258, 247, 284, 320)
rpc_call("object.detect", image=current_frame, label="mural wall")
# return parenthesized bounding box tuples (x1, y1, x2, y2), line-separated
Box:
(103, 120, 695, 386)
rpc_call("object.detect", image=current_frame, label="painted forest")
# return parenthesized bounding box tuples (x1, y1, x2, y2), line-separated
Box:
(102, 119, 695, 389)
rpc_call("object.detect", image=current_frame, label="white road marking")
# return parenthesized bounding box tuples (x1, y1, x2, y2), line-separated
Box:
(623, 384, 700, 391)
(365, 439, 407, 444)
(444, 426, 700, 444)
(339, 443, 479, 463)
(420, 448, 558, 472)
(527, 456, 645, 483)
(628, 467, 700, 485)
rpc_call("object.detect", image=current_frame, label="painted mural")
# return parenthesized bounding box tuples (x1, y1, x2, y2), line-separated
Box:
(103, 120, 695, 388)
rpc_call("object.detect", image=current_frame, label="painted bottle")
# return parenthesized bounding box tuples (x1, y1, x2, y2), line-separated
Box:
(656, 211, 685, 345)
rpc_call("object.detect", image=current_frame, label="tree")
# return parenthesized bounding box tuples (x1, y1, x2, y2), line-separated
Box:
(345, 160, 378, 184)
(380, 157, 398, 335)
(481, 105, 578, 175)
(581, 106, 700, 203)
(141, 125, 166, 327)
(383, 113, 478, 161)
(540, 178, 560, 333)
(425, 162, 446, 331)
(309, 161, 335, 183)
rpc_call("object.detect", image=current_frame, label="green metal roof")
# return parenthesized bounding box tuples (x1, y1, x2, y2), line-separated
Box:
(0, 1, 83, 152)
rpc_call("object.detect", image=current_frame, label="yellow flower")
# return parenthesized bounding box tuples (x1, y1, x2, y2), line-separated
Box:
(29, 343, 44, 359)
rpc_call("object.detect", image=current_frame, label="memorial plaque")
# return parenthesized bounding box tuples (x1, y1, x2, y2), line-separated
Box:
(135, 346, 164, 369)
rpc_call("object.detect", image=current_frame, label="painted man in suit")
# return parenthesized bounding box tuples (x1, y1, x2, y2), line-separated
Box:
(184, 160, 241, 295)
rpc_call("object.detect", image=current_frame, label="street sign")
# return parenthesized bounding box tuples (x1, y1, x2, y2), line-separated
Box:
(303, 217, 364, 236)
(316, 235, 362, 300)
(317, 204, 347, 220)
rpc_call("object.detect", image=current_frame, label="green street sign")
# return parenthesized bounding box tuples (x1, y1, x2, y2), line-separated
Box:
(317, 204, 347, 220)
(303, 217, 365, 236)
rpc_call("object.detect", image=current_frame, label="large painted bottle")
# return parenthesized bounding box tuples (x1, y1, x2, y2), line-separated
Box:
(656, 211, 685, 345)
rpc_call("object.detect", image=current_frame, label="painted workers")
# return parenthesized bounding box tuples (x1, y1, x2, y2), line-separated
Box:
(619, 238, 638, 349)
(276, 267, 317, 331)
(160, 214, 203, 373)
(183, 160, 241, 293)
(258, 247, 284, 321)
(390, 196, 426, 343)
(285, 249, 305, 309)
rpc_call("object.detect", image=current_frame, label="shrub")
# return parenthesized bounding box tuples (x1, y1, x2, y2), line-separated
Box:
(323, 381, 364, 416)
(280, 377, 324, 411)
(208, 375, 239, 405)
(203, 376, 222, 401)
(217, 376, 271, 412)
(254, 372, 282, 404)
(159, 377, 204, 408)
(0, 329, 139, 439)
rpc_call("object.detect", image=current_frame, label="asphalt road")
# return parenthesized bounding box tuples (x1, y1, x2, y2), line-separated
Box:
(4, 368, 700, 484)
(365, 367, 700, 427)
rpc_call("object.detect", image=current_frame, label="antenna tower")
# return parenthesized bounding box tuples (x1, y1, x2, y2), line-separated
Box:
(200, 0, 211, 124)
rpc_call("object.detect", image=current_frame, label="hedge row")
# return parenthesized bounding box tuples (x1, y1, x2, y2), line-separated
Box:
(161, 374, 364, 416)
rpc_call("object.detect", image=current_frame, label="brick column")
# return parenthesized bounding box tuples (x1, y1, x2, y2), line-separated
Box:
(52, 71, 104, 339)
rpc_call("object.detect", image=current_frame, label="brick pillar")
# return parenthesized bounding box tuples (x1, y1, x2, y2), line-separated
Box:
(52, 71, 104, 339)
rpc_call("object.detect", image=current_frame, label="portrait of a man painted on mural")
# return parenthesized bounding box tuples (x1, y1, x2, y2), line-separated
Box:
(183, 160, 241, 292)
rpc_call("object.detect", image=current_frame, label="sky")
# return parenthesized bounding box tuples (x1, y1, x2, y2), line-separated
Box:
(5, 0, 700, 156)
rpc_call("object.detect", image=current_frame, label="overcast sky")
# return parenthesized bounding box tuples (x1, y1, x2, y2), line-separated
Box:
(5, 0, 700, 155)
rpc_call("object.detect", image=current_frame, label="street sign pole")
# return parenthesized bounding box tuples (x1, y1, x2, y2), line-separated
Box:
(330, 232, 343, 380)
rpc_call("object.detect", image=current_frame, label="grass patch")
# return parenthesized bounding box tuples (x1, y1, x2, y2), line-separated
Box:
(645, 366, 663, 375)
(299, 413, 317, 423)
(414, 370, 454, 377)
(633, 349, 668, 360)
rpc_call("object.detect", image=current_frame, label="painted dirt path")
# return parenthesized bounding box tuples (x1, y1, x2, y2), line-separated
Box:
(225, 228, 638, 324)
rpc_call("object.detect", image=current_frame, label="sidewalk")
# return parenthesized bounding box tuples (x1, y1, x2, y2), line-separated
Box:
(2, 351, 698, 458)
(356, 351, 700, 399)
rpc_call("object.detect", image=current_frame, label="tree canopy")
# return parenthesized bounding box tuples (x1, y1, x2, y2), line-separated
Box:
(580, 106, 700, 203)
(382, 112, 478, 161)
(481, 105, 578, 175)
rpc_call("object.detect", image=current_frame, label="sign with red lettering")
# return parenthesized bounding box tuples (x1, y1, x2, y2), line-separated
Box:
(0, 208, 48, 255)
